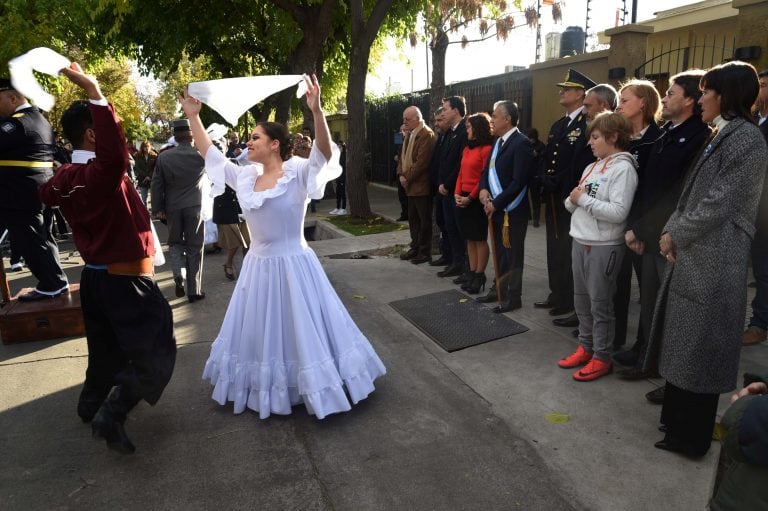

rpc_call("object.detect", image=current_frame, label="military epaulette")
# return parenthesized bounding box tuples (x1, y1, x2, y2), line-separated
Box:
(12, 113, 24, 118)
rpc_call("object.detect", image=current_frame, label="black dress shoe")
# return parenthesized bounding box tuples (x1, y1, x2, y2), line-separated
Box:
(92, 406, 135, 454)
(553, 314, 578, 327)
(188, 293, 206, 303)
(476, 290, 498, 303)
(437, 264, 463, 277)
(410, 255, 431, 265)
(549, 306, 574, 316)
(533, 300, 555, 309)
(645, 386, 665, 404)
(654, 437, 708, 458)
(400, 249, 417, 260)
(17, 288, 69, 302)
(493, 301, 521, 314)
(429, 256, 449, 267)
(174, 276, 186, 298)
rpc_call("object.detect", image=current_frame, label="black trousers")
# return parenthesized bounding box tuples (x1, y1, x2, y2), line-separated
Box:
(407, 195, 432, 257)
(434, 194, 451, 260)
(397, 180, 408, 217)
(543, 193, 573, 308)
(80, 268, 176, 406)
(442, 193, 466, 267)
(660, 381, 718, 455)
(613, 251, 643, 348)
(634, 253, 666, 368)
(492, 212, 528, 305)
(0, 208, 68, 292)
(335, 177, 346, 209)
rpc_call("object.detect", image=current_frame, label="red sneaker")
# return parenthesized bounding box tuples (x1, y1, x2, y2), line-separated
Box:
(558, 345, 592, 368)
(573, 358, 613, 381)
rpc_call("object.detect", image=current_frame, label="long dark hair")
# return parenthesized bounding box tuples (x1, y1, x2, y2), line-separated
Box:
(466, 112, 493, 147)
(700, 61, 760, 122)
(257, 121, 293, 161)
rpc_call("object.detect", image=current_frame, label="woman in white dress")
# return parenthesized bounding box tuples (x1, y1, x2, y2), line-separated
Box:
(180, 75, 386, 419)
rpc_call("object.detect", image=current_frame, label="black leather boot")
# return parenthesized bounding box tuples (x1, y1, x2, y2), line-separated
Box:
(465, 273, 487, 295)
(77, 382, 112, 423)
(92, 386, 141, 454)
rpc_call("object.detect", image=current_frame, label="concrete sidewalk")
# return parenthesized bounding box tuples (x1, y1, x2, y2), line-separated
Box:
(1, 185, 767, 510)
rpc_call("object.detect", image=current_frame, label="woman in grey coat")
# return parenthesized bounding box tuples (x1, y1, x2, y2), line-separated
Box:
(647, 61, 768, 457)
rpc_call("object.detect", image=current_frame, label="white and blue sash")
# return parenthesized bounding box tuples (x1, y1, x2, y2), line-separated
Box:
(488, 136, 527, 213)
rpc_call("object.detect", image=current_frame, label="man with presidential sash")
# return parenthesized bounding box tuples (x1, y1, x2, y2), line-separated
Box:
(0, 78, 68, 301)
(478, 100, 534, 313)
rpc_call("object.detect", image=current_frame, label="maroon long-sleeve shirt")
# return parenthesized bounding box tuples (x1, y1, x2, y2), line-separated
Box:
(39, 102, 153, 264)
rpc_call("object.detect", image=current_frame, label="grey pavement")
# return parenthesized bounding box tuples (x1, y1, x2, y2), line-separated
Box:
(2, 184, 767, 510)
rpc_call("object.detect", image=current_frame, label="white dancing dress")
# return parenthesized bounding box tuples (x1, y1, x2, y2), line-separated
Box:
(202, 144, 386, 419)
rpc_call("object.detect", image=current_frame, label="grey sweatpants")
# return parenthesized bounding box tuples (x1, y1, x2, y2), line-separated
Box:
(572, 241, 624, 360)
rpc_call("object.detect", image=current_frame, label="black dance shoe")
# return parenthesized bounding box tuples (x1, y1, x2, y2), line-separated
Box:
(92, 406, 135, 454)
(188, 293, 206, 303)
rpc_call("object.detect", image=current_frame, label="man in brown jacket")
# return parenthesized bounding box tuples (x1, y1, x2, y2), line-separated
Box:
(398, 106, 436, 264)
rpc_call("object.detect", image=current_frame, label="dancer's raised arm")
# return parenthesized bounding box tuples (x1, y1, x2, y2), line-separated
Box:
(178, 89, 214, 157)
(304, 74, 332, 161)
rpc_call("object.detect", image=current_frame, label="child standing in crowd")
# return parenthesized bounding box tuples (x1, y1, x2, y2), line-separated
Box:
(557, 112, 638, 381)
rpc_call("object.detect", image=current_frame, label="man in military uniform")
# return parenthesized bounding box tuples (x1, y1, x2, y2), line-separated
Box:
(534, 69, 596, 317)
(0, 79, 69, 301)
(151, 119, 207, 302)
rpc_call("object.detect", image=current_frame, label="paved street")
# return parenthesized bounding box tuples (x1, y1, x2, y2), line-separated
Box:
(2, 184, 766, 510)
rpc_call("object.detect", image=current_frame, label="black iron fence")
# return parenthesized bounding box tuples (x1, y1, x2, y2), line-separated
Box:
(366, 69, 532, 185)
(635, 34, 737, 92)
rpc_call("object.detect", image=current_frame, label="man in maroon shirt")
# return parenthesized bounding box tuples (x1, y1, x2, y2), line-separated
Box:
(39, 63, 176, 454)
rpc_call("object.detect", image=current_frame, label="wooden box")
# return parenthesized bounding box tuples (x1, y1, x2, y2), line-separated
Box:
(0, 284, 85, 344)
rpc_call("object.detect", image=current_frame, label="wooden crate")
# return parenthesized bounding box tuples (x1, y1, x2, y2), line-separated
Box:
(0, 284, 84, 344)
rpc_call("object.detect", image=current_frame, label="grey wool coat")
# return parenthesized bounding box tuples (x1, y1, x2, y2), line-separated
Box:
(644, 117, 768, 394)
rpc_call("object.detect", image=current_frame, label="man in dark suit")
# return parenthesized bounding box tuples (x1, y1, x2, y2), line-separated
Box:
(535, 69, 596, 318)
(0, 79, 69, 301)
(435, 96, 469, 277)
(478, 100, 534, 313)
(743, 69, 768, 346)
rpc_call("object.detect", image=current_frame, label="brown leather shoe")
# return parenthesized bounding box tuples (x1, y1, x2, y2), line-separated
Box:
(743, 326, 767, 346)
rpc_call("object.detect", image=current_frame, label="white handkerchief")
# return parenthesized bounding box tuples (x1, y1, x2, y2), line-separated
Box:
(205, 122, 229, 141)
(8, 47, 71, 111)
(188, 75, 308, 126)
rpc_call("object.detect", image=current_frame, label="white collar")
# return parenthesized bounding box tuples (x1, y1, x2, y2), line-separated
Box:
(713, 115, 730, 132)
(566, 106, 584, 122)
(71, 149, 96, 164)
(15, 102, 32, 112)
(500, 127, 519, 144)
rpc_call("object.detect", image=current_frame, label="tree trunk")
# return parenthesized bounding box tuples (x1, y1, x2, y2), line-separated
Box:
(345, 0, 395, 219)
(346, 49, 373, 218)
(269, 0, 336, 127)
(429, 27, 449, 118)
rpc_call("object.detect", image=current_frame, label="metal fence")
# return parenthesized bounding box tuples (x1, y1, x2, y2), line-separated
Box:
(635, 34, 737, 91)
(366, 69, 532, 185)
